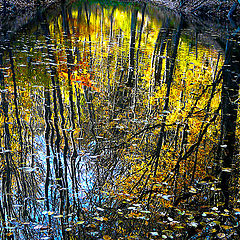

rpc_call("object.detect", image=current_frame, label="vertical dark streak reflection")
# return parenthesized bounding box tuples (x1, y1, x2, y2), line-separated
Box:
(127, 8, 138, 87)
(0, 52, 6, 224)
(8, 47, 28, 215)
(107, 6, 116, 93)
(220, 34, 240, 208)
(154, 19, 170, 86)
(0, 49, 15, 229)
(61, 4, 79, 213)
(133, 3, 146, 114)
(154, 16, 183, 173)
(43, 87, 51, 224)
(40, 13, 68, 238)
(84, 2, 97, 145)
(146, 17, 183, 208)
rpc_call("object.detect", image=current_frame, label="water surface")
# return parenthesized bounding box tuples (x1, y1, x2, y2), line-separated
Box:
(0, 0, 240, 239)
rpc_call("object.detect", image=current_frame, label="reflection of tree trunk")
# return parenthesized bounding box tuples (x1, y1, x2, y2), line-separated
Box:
(154, 17, 183, 175)
(61, 5, 80, 213)
(84, 3, 97, 144)
(39, 14, 68, 236)
(127, 9, 138, 87)
(8, 46, 30, 221)
(133, 4, 146, 114)
(107, 6, 116, 94)
(0, 52, 12, 222)
(220, 36, 240, 208)
(154, 19, 170, 86)
(146, 17, 183, 208)
(190, 53, 221, 184)
(0, 53, 7, 223)
(8, 48, 23, 150)
(195, 31, 198, 60)
(43, 88, 51, 224)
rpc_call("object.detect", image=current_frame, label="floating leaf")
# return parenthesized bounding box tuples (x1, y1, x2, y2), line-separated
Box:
(162, 195, 173, 201)
(96, 207, 104, 211)
(220, 145, 227, 148)
(48, 211, 54, 216)
(220, 213, 229, 216)
(39, 226, 49, 231)
(174, 225, 185, 229)
(86, 224, 96, 229)
(36, 198, 45, 202)
(150, 232, 159, 236)
(103, 235, 112, 240)
(76, 221, 84, 225)
(93, 217, 105, 221)
(189, 188, 197, 194)
(188, 222, 198, 227)
(21, 167, 38, 173)
(22, 222, 30, 225)
(33, 225, 44, 230)
(222, 168, 232, 172)
(53, 215, 63, 218)
(221, 225, 232, 230)
(128, 206, 137, 211)
(140, 210, 151, 214)
(217, 233, 226, 239)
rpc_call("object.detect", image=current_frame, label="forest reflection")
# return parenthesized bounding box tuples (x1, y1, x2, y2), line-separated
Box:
(0, 0, 240, 239)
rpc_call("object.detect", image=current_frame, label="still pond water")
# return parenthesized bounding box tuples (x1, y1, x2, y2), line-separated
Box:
(0, 0, 240, 239)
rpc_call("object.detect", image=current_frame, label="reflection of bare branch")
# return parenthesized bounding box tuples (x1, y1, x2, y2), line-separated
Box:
(168, 104, 221, 182)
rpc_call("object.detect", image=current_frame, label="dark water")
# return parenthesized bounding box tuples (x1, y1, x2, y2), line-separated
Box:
(0, 0, 240, 239)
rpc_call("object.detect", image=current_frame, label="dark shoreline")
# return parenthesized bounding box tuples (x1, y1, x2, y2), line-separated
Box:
(0, 0, 239, 37)
(0, 0, 65, 34)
